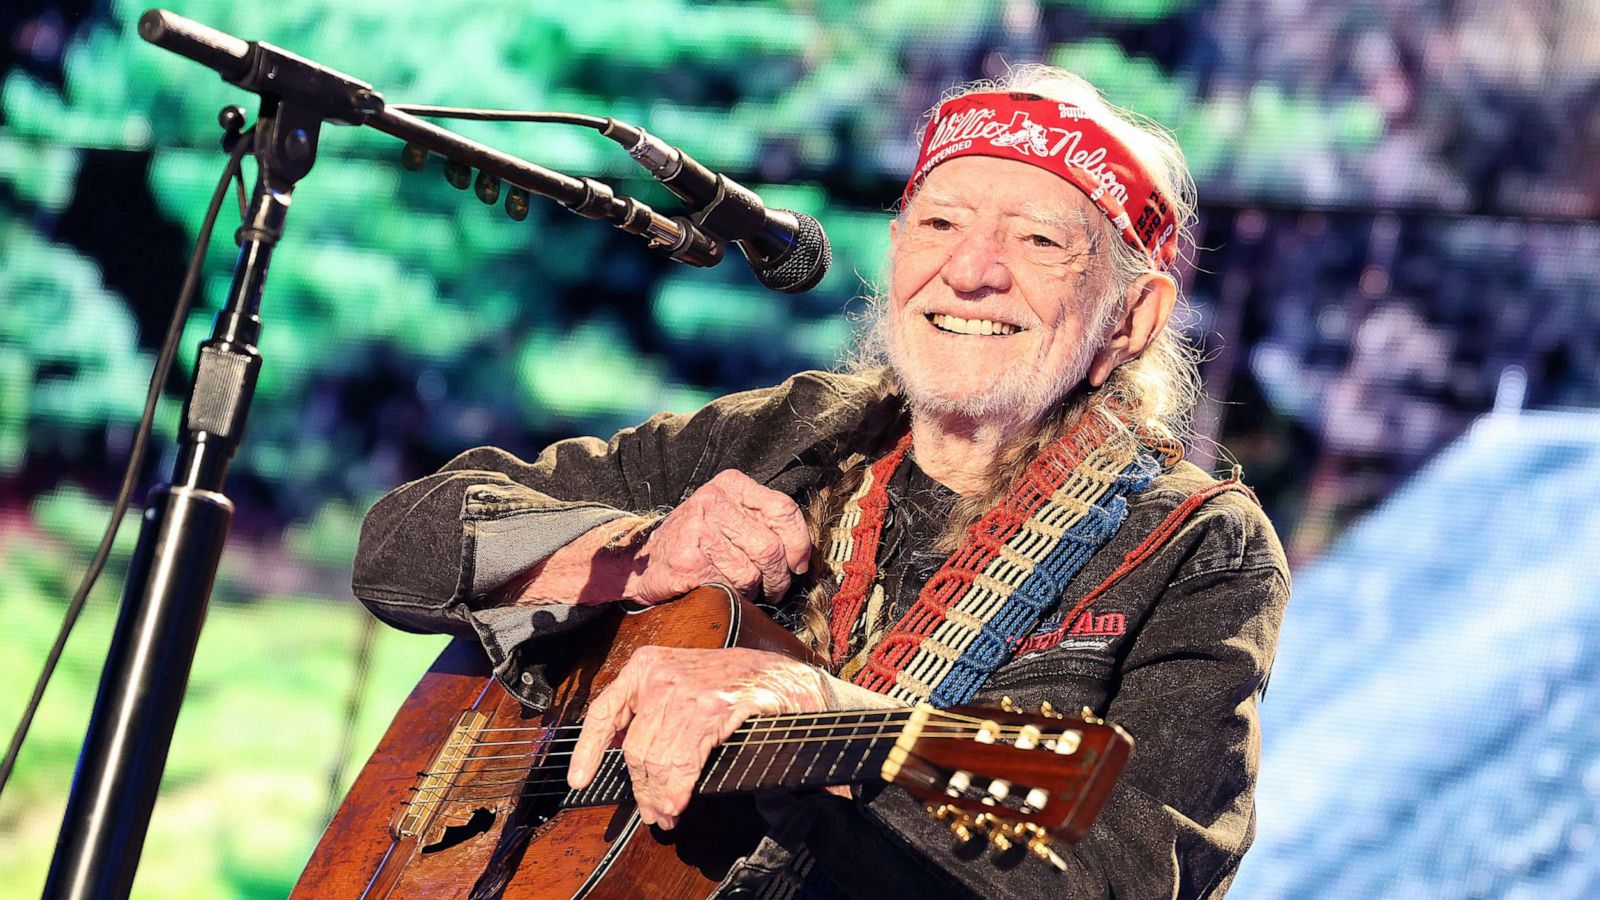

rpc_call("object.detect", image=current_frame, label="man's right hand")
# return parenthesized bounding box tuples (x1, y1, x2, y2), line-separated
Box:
(622, 469, 811, 604)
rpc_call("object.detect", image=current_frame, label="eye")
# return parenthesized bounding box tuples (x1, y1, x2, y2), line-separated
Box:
(1025, 233, 1062, 249)
(921, 217, 956, 231)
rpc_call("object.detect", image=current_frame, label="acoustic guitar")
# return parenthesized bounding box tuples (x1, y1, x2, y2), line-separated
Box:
(293, 585, 1132, 898)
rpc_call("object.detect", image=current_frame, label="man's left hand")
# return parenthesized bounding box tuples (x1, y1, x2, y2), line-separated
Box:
(566, 646, 831, 829)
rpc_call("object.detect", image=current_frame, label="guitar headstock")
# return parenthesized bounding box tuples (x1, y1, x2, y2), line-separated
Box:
(879, 698, 1132, 869)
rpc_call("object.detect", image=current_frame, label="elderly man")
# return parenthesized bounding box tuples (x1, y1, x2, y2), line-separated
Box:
(354, 66, 1288, 898)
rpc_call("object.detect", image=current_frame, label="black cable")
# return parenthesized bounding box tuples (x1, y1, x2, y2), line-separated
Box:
(322, 613, 378, 824)
(0, 128, 257, 801)
(386, 104, 608, 130)
(232, 163, 248, 219)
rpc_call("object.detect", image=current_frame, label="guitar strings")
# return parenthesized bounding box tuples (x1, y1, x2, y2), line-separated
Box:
(439, 713, 917, 750)
(396, 708, 1073, 811)
(404, 725, 1053, 808)
(420, 722, 1039, 779)
(423, 726, 995, 778)
(401, 737, 951, 810)
(454, 706, 1003, 739)
(407, 726, 999, 799)
(459, 718, 970, 751)
(446, 712, 1039, 757)
(402, 743, 1065, 816)
(457, 714, 921, 749)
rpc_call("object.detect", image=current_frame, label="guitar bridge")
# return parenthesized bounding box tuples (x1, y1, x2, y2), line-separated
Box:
(393, 709, 489, 839)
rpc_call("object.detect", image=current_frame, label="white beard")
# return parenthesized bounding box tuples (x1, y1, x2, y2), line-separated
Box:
(869, 297, 1110, 426)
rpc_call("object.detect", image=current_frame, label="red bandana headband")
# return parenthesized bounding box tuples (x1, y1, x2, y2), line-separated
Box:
(902, 92, 1180, 269)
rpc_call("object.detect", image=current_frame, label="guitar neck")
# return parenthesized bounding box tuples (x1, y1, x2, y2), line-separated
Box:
(560, 708, 916, 808)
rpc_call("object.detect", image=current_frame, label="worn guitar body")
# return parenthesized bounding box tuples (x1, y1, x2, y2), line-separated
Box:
(297, 586, 1132, 898)
(294, 586, 803, 900)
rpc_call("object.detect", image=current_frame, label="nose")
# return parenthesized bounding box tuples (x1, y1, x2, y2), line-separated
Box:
(940, 223, 1012, 296)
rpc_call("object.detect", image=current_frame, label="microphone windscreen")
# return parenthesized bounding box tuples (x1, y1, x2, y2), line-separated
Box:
(751, 211, 831, 294)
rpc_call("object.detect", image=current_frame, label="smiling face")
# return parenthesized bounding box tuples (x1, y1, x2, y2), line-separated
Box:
(884, 156, 1120, 426)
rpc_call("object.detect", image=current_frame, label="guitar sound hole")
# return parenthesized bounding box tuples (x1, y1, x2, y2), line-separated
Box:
(423, 807, 496, 853)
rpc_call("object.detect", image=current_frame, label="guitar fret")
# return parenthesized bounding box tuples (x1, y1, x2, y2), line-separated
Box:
(748, 715, 793, 791)
(839, 712, 897, 784)
(564, 750, 619, 808)
(794, 713, 832, 787)
(812, 711, 871, 788)
(778, 714, 824, 788)
(582, 754, 605, 805)
(822, 713, 867, 783)
(730, 720, 769, 792)
(603, 751, 629, 804)
(708, 730, 744, 793)
(851, 733, 892, 782)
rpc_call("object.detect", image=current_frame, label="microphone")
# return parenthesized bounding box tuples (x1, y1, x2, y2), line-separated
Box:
(601, 121, 831, 294)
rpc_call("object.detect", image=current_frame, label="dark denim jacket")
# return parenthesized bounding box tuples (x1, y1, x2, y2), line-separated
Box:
(353, 369, 1290, 899)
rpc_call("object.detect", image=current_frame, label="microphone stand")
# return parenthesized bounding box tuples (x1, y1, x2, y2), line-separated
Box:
(43, 10, 723, 898)
(41, 54, 344, 900)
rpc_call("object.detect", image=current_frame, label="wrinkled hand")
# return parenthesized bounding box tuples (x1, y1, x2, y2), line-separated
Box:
(622, 469, 811, 604)
(566, 646, 831, 829)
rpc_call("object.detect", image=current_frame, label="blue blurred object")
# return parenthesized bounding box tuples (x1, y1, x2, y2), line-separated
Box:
(1236, 407, 1600, 899)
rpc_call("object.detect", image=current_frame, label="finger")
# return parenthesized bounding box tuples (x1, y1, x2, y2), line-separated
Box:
(568, 667, 640, 789)
(698, 530, 764, 597)
(727, 479, 812, 574)
(710, 506, 792, 599)
(644, 702, 731, 822)
(622, 694, 677, 825)
(637, 530, 722, 603)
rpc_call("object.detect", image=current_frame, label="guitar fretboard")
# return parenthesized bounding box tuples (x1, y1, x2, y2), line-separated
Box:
(559, 708, 913, 808)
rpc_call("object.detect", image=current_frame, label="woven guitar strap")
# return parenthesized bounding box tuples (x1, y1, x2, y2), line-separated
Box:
(823, 410, 1161, 708)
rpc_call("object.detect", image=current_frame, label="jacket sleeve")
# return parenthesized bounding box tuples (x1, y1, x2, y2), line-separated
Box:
(351, 439, 641, 706)
(832, 497, 1290, 899)
(351, 370, 879, 705)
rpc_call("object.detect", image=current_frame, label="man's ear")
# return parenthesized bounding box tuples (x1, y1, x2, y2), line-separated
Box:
(889, 216, 899, 244)
(1087, 272, 1178, 387)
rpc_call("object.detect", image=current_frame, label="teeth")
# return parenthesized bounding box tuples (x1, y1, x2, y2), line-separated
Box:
(930, 314, 1020, 336)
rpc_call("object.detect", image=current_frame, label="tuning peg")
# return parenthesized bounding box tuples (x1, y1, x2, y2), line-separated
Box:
(983, 778, 1011, 805)
(474, 170, 501, 204)
(999, 695, 1020, 713)
(925, 803, 955, 821)
(945, 769, 972, 797)
(975, 720, 1001, 744)
(1013, 822, 1069, 870)
(1027, 834, 1068, 870)
(1053, 730, 1082, 755)
(1015, 724, 1042, 750)
(947, 812, 977, 843)
(1022, 787, 1050, 812)
(1039, 701, 1064, 719)
(505, 187, 530, 221)
(400, 142, 429, 171)
(444, 160, 472, 189)
(1080, 706, 1104, 725)
(989, 831, 1014, 852)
